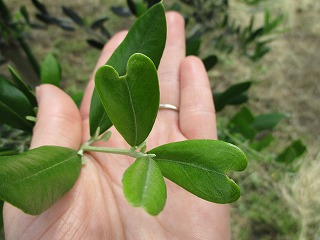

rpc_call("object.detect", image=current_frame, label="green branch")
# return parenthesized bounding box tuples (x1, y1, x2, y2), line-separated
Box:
(80, 145, 155, 159)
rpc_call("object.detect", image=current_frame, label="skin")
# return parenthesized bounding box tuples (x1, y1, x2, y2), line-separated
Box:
(3, 12, 230, 240)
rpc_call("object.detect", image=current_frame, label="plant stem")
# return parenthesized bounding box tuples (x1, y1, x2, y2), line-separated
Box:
(80, 145, 155, 159)
(223, 129, 268, 161)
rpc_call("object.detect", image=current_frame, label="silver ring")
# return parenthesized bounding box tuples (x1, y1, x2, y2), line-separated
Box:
(159, 103, 179, 112)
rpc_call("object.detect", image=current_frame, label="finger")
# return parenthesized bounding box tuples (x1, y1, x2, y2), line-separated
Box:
(158, 12, 185, 107)
(179, 56, 217, 139)
(80, 31, 128, 121)
(31, 84, 82, 150)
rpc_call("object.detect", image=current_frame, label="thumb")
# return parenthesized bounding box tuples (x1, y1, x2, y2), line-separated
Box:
(31, 84, 82, 150)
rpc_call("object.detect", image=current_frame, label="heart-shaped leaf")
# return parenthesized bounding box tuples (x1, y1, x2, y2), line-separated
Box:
(95, 53, 159, 147)
(148, 140, 248, 203)
(0, 75, 35, 132)
(123, 157, 166, 215)
(0, 146, 82, 215)
(89, 1, 166, 136)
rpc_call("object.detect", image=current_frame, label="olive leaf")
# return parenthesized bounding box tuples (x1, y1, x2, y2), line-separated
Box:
(213, 81, 252, 112)
(40, 53, 62, 87)
(252, 112, 286, 131)
(276, 140, 306, 164)
(95, 53, 159, 147)
(0, 75, 35, 132)
(149, 140, 248, 203)
(0, 146, 82, 215)
(122, 157, 166, 215)
(62, 6, 84, 26)
(89, 1, 166, 136)
(8, 65, 37, 107)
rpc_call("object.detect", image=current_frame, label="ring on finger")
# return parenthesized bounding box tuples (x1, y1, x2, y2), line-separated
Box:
(159, 103, 179, 112)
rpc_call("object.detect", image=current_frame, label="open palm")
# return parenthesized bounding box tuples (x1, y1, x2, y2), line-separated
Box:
(4, 12, 229, 240)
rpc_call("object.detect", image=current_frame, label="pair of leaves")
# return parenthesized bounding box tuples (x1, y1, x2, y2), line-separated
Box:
(213, 81, 252, 112)
(0, 69, 36, 132)
(0, 54, 60, 132)
(229, 106, 286, 141)
(0, 146, 82, 215)
(90, 2, 166, 143)
(123, 140, 248, 215)
(229, 106, 306, 163)
(276, 140, 306, 164)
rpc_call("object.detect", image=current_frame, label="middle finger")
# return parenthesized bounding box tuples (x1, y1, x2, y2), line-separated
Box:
(158, 12, 186, 108)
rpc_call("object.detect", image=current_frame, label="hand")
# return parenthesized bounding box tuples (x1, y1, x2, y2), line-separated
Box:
(3, 12, 230, 239)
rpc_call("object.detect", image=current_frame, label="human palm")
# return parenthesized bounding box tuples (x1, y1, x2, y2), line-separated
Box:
(3, 12, 229, 239)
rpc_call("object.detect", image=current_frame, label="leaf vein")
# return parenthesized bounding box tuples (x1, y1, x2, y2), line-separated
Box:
(0, 101, 33, 128)
(0, 154, 79, 189)
(155, 158, 224, 175)
(124, 79, 138, 146)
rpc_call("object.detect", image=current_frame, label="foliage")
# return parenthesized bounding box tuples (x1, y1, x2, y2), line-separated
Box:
(0, 2, 247, 218)
(0, 0, 308, 238)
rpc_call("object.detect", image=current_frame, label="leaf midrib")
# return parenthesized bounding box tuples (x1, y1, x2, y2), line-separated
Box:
(0, 154, 79, 189)
(154, 158, 226, 175)
(0, 101, 32, 128)
(141, 159, 153, 204)
(124, 78, 138, 146)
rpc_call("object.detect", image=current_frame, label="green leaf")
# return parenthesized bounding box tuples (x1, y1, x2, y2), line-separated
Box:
(90, 17, 108, 29)
(249, 133, 274, 151)
(122, 157, 166, 215)
(135, 2, 148, 17)
(276, 140, 307, 164)
(89, 1, 166, 136)
(40, 53, 62, 87)
(31, 0, 48, 14)
(95, 53, 159, 147)
(8, 65, 37, 107)
(110, 6, 132, 17)
(0, 200, 3, 235)
(227, 93, 249, 105)
(70, 91, 84, 108)
(252, 113, 286, 131)
(0, 146, 82, 215)
(202, 55, 218, 71)
(229, 106, 256, 140)
(89, 93, 113, 135)
(62, 6, 84, 26)
(186, 31, 201, 56)
(0, 75, 35, 132)
(20, 6, 30, 24)
(149, 140, 248, 203)
(100, 131, 112, 141)
(213, 81, 252, 112)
